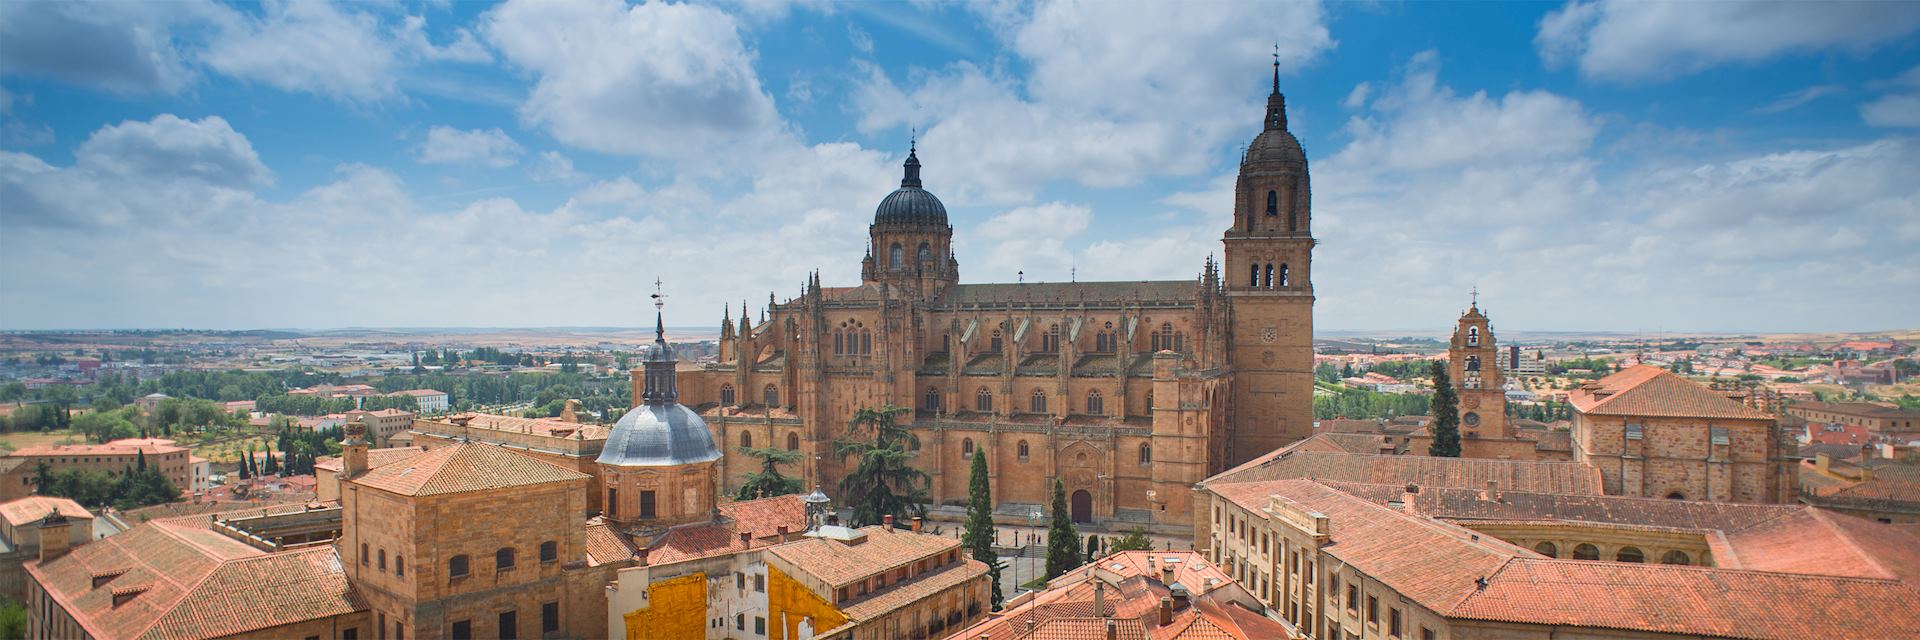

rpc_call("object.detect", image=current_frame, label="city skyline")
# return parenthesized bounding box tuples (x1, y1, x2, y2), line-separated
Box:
(3, 0, 1918, 332)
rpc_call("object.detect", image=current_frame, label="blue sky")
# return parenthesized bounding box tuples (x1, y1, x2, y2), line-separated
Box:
(2, 0, 1917, 333)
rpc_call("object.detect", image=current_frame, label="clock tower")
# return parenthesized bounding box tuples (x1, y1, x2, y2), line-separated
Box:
(1448, 292, 1510, 439)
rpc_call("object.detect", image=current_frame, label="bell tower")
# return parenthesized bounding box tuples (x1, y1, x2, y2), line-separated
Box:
(1449, 290, 1510, 439)
(1223, 56, 1317, 466)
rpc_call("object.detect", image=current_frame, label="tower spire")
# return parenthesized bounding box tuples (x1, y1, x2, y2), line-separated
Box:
(641, 279, 677, 405)
(1265, 45, 1288, 132)
(901, 133, 923, 188)
(1272, 43, 1280, 95)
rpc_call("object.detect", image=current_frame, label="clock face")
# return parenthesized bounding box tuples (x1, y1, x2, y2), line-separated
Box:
(1463, 412, 1481, 426)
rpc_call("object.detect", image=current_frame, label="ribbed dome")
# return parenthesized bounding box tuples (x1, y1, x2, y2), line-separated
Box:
(597, 403, 721, 467)
(1243, 128, 1307, 167)
(874, 146, 948, 226)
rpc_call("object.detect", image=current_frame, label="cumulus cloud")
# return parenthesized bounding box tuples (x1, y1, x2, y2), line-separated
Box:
(853, 0, 1335, 204)
(199, 0, 403, 102)
(0, 0, 212, 94)
(530, 150, 584, 183)
(482, 0, 783, 159)
(1537, 0, 1920, 82)
(416, 126, 524, 168)
(396, 15, 491, 64)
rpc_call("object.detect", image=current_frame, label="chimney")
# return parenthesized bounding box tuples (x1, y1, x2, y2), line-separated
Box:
(911, 516, 923, 533)
(1171, 584, 1191, 609)
(740, 531, 753, 549)
(341, 418, 370, 479)
(635, 547, 650, 567)
(37, 509, 73, 563)
(1093, 579, 1106, 618)
(1105, 619, 1117, 640)
(1158, 597, 1173, 627)
(1161, 564, 1175, 585)
(777, 525, 790, 542)
(883, 514, 894, 529)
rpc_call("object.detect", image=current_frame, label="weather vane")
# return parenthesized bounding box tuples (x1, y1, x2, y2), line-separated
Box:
(651, 277, 667, 311)
(1470, 285, 1479, 308)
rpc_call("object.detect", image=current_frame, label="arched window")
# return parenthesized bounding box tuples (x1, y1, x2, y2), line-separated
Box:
(720, 384, 735, 406)
(990, 329, 1003, 352)
(1153, 323, 1174, 351)
(361, 543, 368, 565)
(1266, 190, 1278, 216)
(861, 329, 872, 355)
(1278, 263, 1289, 288)
(1030, 390, 1047, 413)
(1087, 391, 1104, 415)
(917, 242, 931, 266)
(764, 384, 779, 407)
(540, 541, 558, 563)
(787, 432, 800, 451)
(1145, 392, 1154, 412)
(1660, 550, 1690, 565)
(1264, 264, 1274, 288)
(395, 554, 404, 576)
(924, 387, 941, 411)
(1572, 544, 1599, 561)
(1665, 491, 1686, 500)
(1249, 264, 1259, 287)
(740, 431, 752, 448)
(1466, 355, 1480, 372)
(378, 549, 387, 571)
(496, 547, 516, 570)
(1042, 324, 1060, 353)
(1534, 542, 1558, 558)
(1017, 440, 1030, 460)
(962, 438, 974, 458)
(1467, 326, 1479, 347)
(976, 388, 992, 412)
(890, 243, 903, 267)
(1139, 443, 1151, 465)
(449, 554, 470, 578)
(1616, 547, 1644, 563)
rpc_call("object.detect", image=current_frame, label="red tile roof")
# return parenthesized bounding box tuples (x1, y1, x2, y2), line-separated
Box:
(1206, 444, 1602, 495)
(0, 496, 92, 528)
(351, 442, 588, 497)
(768, 525, 961, 588)
(313, 446, 428, 473)
(1568, 365, 1771, 420)
(953, 552, 1289, 640)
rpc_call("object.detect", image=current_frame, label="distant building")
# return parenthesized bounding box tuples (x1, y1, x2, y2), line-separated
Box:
(5, 438, 194, 498)
(761, 521, 990, 639)
(1509, 345, 1547, 376)
(343, 407, 416, 447)
(0, 497, 95, 601)
(1785, 401, 1920, 436)
(133, 393, 168, 411)
(953, 550, 1287, 640)
(1570, 365, 1792, 503)
(1799, 454, 1920, 525)
(387, 388, 449, 414)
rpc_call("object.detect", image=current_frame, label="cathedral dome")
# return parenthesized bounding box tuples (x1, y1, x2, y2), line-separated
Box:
(1243, 128, 1307, 167)
(597, 403, 722, 467)
(874, 146, 948, 226)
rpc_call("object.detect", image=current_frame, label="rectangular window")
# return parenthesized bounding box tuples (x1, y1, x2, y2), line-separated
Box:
(1390, 609, 1403, 637)
(1367, 596, 1378, 624)
(499, 611, 517, 640)
(395, 623, 404, 640)
(344, 629, 358, 640)
(607, 489, 617, 519)
(755, 574, 765, 592)
(1346, 585, 1357, 613)
(737, 572, 746, 590)
(1421, 628, 1435, 640)
(755, 617, 765, 635)
(450, 621, 470, 640)
(640, 491, 657, 519)
(378, 613, 387, 640)
(542, 602, 560, 634)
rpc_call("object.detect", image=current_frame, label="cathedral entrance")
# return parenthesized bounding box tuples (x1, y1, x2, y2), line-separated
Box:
(1070, 490, 1093, 523)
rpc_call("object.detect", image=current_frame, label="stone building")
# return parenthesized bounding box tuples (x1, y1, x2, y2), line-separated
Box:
(5, 438, 194, 498)
(343, 408, 417, 447)
(601, 306, 724, 528)
(405, 411, 609, 511)
(675, 63, 1318, 531)
(1402, 299, 1574, 461)
(763, 519, 989, 640)
(1570, 365, 1793, 503)
(0, 497, 94, 601)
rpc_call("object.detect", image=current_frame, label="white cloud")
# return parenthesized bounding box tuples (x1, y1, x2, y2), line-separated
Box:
(1754, 84, 1843, 114)
(1862, 95, 1920, 128)
(77, 114, 272, 190)
(530, 151, 584, 183)
(1343, 82, 1372, 109)
(396, 15, 491, 64)
(416, 126, 524, 168)
(0, 0, 213, 94)
(482, 0, 783, 159)
(853, 0, 1335, 204)
(201, 0, 402, 101)
(848, 23, 874, 55)
(1537, 0, 1920, 82)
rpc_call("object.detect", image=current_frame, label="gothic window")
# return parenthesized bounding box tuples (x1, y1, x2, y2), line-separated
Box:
(924, 387, 941, 411)
(1616, 547, 1644, 563)
(1249, 264, 1259, 287)
(496, 547, 516, 571)
(740, 431, 752, 448)
(1266, 190, 1278, 216)
(1278, 263, 1289, 288)
(1534, 542, 1557, 558)
(1017, 440, 1030, 460)
(1174, 332, 1185, 353)
(990, 329, 1003, 352)
(449, 554, 470, 578)
(787, 432, 800, 451)
(378, 549, 387, 571)
(890, 243, 904, 268)
(1042, 324, 1060, 353)
(861, 330, 872, 355)
(1096, 322, 1116, 353)
(1030, 390, 1047, 413)
(976, 388, 993, 412)
(1145, 392, 1153, 412)
(833, 331, 843, 355)
(941, 333, 950, 353)
(1087, 391, 1104, 415)
(1572, 544, 1599, 560)
(962, 438, 974, 458)
(1139, 443, 1151, 465)
(1661, 550, 1690, 565)
(720, 384, 735, 406)
(396, 555, 405, 576)
(1153, 323, 1174, 351)
(1467, 326, 1479, 347)
(917, 242, 931, 266)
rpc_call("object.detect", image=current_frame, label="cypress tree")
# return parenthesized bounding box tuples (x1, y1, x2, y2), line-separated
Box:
(238, 447, 251, 480)
(1428, 361, 1462, 457)
(961, 451, 1002, 610)
(1085, 533, 1101, 562)
(1043, 479, 1081, 581)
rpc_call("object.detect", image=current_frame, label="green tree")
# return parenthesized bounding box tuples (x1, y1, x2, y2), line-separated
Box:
(238, 446, 252, 480)
(1108, 528, 1154, 552)
(1428, 361, 1462, 457)
(0, 598, 25, 640)
(735, 446, 804, 500)
(834, 406, 929, 527)
(1043, 479, 1081, 581)
(1085, 533, 1102, 562)
(959, 450, 1001, 609)
(0, 382, 25, 408)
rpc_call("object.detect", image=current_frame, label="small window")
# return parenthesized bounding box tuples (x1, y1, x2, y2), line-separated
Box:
(1017, 440, 1030, 460)
(344, 629, 358, 640)
(1533, 541, 1557, 558)
(890, 243, 903, 268)
(1367, 596, 1378, 623)
(1030, 390, 1047, 413)
(395, 555, 405, 577)
(496, 547, 516, 571)
(1087, 391, 1103, 415)
(1617, 547, 1644, 563)
(976, 388, 992, 412)
(755, 573, 765, 592)
(787, 432, 800, 451)
(720, 383, 735, 405)
(1661, 550, 1690, 565)
(542, 602, 560, 633)
(962, 438, 974, 458)
(1266, 190, 1278, 216)
(499, 610, 518, 640)
(737, 614, 746, 630)
(361, 543, 369, 565)
(378, 549, 387, 571)
(1390, 608, 1403, 637)
(450, 620, 471, 640)
(1573, 544, 1599, 561)
(449, 554, 470, 578)
(990, 329, 1003, 352)
(540, 541, 558, 563)
(1139, 443, 1151, 465)
(755, 616, 765, 635)
(764, 384, 779, 407)
(740, 431, 752, 448)
(640, 490, 657, 519)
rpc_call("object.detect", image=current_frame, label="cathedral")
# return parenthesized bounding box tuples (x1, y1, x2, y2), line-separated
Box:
(666, 64, 1316, 530)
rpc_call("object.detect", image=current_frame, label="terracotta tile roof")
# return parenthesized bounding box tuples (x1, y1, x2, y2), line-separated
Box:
(1568, 365, 1771, 420)
(10, 440, 188, 457)
(0, 496, 93, 528)
(954, 553, 1289, 640)
(427, 413, 610, 440)
(582, 519, 636, 567)
(1325, 481, 1797, 531)
(1787, 401, 1920, 420)
(388, 389, 446, 397)
(768, 525, 961, 588)
(1205, 447, 1602, 496)
(580, 496, 809, 568)
(24, 515, 361, 639)
(840, 558, 988, 622)
(719, 494, 807, 540)
(1053, 551, 1232, 597)
(350, 442, 588, 497)
(313, 446, 428, 473)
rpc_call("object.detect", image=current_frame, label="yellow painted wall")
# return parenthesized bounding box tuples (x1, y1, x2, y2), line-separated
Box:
(768, 564, 848, 640)
(624, 573, 707, 640)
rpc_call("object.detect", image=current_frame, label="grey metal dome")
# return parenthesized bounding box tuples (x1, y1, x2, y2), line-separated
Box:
(597, 403, 721, 467)
(874, 146, 948, 226)
(1243, 128, 1307, 167)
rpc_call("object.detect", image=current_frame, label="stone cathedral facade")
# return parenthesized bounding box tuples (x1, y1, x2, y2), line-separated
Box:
(660, 66, 1316, 530)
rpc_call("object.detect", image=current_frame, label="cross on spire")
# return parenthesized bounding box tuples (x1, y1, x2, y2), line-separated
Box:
(1470, 286, 1479, 310)
(1272, 43, 1280, 94)
(649, 278, 668, 342)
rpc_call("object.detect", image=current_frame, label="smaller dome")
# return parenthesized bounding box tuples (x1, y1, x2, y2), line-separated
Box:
(1243, 128, 1307, 167)
(597, 404, 722, 467)
(874, 146, 948, 226)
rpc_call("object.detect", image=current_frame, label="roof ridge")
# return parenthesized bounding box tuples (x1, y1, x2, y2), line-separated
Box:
(1446, 556, 1519, 615)
(1803, 508, 1898, 581)
(1498, 554, 1908, 585)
